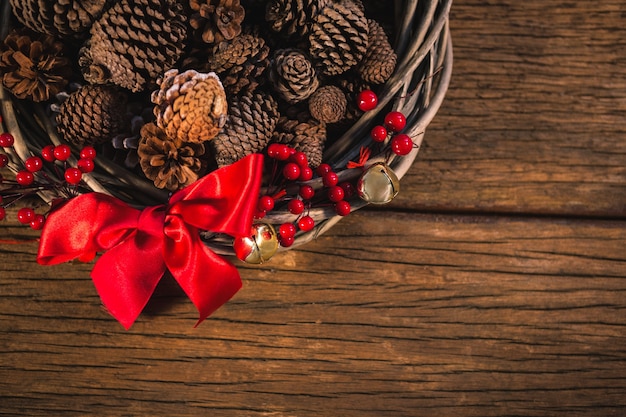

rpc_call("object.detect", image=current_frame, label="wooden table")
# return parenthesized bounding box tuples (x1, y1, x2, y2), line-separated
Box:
(1, 1, 625, 415)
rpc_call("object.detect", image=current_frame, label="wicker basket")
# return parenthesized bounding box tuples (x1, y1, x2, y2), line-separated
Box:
(0, 0, 453, 256)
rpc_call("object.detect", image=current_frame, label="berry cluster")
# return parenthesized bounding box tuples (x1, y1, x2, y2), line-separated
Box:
(357, 89, 416, 157)
(0, 132, 96, 229)
(259, 143, 354, 248)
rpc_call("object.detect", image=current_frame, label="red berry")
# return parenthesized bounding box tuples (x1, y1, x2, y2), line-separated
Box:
(390, 134, 414, 156)
(288, 198, 305, 215)
(41, 145, 56, 162)
(327, 185, 345, 202)
(280, 235, 295, 247)
(282, 162, 301, 181)
(30, 214, 46, 230)
(24, 156, 43, 172)
(290, 151, 308, 168)
(77, 158, 95, 173)
(64, 167, 82, 185)
(371, 125, 388, 142)
(316, 163, 332, 176)
(357, 89, 378, 111)
(322, 171, 339, 187)
(297, 215, 315, 232)
(339, 181, 355, 198)
(0, 206, 5, 221)
(0, 153, 9, 168)
(267, 143, 291, 160)
(17, 207, 35, 224)
(335, 200, 351, 216)
(53, 144, 72, 161)
(279, 222, 297, 239)
(299, 184, 315, 200)
(298, 166, 313, 181)
(0, 132, 15, 147)
(257, 195, 275, 212)
(79, 146, 97, 160)
(16, 170, 34, 186)
(384, 111, 407, 132)
(254, 209, 267, 219)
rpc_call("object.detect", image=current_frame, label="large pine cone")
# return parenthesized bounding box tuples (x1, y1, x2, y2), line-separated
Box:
(268, 48, 319, 104)
(138, 122, 206, 191)
(309, 0, 369, 76)
(212, 91, 279, 167)
(78, 0, 187, 92)
(272, 114, 326, 168)
(265, 0, 331, 37)
(357, 19, 397, 84)
(189, 0, 245, 44)
(0, 29, 72, 102)
(56, 84, 128, 146)
(308, 85, 347, 124)
(206, 34, 270, 95)
(9, 0, 110, 38)
(151, 69, 228, 144)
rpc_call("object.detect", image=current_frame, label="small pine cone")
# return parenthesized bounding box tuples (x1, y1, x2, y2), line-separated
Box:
(151, 69, 228, 144)
(272, 115, 326, 168)
(268, 48, 319, 104)
(207, 34, 270, 95)
(79, 0, 188, 92)
(138, 122, 206, 191)
(265, 0, 331, 37)
(0, 29, 72, 102)
(9, 0, 109, 38)
(189, 0, 245, 44)
(212, 91, 279, 167)
(308, 85, 346, 124)
(56, 84, 128, 146)
(357, 19, 397, 84)
(309, 0, 369, 76)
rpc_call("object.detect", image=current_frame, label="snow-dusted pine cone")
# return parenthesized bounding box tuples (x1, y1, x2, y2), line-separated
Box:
(151, 69, 228, 144)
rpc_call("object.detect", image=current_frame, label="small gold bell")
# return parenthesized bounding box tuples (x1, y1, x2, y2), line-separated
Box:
(233, 223, 279, 264)
(356, 162, 400, 204)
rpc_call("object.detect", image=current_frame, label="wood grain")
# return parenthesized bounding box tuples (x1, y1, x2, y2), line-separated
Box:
(397, 0, 626, 217)
(2, 0, 626, 416)
(1, 212, 625, 416)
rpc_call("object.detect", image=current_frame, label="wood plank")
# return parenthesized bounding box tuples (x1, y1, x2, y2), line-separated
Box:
(1, 211, 625, 416)
(396, 0, 626, 217)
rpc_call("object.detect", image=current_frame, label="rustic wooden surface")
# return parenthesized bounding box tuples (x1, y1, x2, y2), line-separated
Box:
(1, 1, 625, 416)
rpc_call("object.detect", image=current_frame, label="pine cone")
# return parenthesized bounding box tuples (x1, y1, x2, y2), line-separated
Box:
(268, 48, 319, 104)
(272, 115, 326, 168)
(357, 19, 396, 84)
(56, 84, 128, 146)
(308, 85, 346, 124)
(138, 122, 206, 191)
(212, 91, 279, 167)
(151, 69, 228, 145)
(309, 0, 369, 76)
(9, 0, 110, 38)
(206, 34, 270, 95)
(79, 0, 188, 92)
(189, 0, 245, 44)
(0, 29, 72, 102)
(265, 0, 331, 37)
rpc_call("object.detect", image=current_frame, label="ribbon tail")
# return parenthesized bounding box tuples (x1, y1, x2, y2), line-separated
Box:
(91, 238, 166, 330)
(165, 223, 242, 325)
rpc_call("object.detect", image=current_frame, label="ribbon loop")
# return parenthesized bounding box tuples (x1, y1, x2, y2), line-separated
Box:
(37, 154, 264, 329)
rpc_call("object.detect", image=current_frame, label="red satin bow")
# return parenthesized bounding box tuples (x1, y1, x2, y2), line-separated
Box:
(37, 154, 264, 329)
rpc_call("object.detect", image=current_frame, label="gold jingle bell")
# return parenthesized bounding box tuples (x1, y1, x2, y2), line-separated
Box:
(356, 162, 400, 204)
(233, 223, 279, 264)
